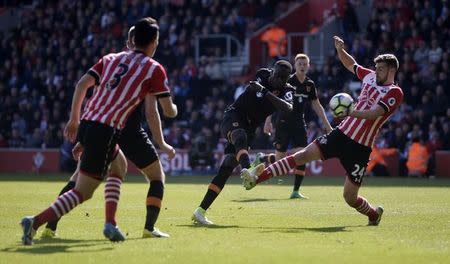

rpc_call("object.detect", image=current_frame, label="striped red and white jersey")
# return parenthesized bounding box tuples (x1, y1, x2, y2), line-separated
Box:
(81, 50, 170, 129)
(338, 65, 403, 147)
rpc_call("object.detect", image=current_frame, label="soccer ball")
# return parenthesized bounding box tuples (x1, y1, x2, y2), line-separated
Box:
(329, 93, 354, 117)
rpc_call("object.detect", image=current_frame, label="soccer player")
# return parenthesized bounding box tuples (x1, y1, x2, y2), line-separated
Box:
(255, 53, 332, 199)
(40, 25, 176, 241)
(242, 36, 404, 226)
(20, 17, 177, 245)
(41, 100, 176, 241)
(192, 60, 295, 225)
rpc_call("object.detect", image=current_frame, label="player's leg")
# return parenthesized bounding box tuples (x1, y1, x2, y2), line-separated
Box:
(230, 128, 251, 169)
(20, 121, 118, 245)
(242, 142, 321, 189)
(242, 129, 339, 190)
(193, 153, 238, 225)
(289, 126, 309, 199)
(119, 126, 168, 237)
(341, 149, 384, 226)
(140, 160, 170, 237)
(102, 149, 127, 241)
(41, 164, 79, 237)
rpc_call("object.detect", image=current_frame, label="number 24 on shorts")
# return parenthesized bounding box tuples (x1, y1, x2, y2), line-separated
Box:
(351, 164, 365, 182)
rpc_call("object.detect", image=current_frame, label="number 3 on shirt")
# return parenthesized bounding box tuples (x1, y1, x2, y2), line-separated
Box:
(108, 63, 129, 90)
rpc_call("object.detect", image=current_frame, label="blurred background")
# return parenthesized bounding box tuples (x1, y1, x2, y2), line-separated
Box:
(0, 0, 448, 177)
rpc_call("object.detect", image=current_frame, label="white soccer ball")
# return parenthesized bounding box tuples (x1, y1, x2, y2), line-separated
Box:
(329, 93, 354, 117)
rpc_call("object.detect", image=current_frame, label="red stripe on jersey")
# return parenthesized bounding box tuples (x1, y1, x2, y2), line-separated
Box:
(83, 54, 127, 120)
(105, 60, 156, 127)
(366, 115, 390, 146)
(351, 91, 384, 142)
(91, 53, 143, 122)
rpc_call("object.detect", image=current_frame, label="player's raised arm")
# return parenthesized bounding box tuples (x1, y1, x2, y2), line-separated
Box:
(248, 81, 293, 113)
(64, 73, 96, 142)
(334, 36, 358, 74)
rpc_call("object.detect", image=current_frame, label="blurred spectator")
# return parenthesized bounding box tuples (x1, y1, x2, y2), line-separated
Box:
(406, 136, 429, 177)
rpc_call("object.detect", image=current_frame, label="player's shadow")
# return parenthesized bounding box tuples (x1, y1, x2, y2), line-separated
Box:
(0, 238, 120, 254)
(177, 224, 240, 229)
(258, 225, 364, 234)
(231, 198, 289, 203)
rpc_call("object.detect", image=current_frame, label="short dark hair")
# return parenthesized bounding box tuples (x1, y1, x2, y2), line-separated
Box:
(374, 54, 399, 71)
(274, 60, 293, 73)
(134, 17, 159, 48)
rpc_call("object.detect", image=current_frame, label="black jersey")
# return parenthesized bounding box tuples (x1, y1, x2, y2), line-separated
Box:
(230, 68, 295, 127)
(282, 74, 317, 122)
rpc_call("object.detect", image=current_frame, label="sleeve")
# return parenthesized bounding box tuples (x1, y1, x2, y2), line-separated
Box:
(87, 58, 103, 85)
(142, 64, 171, 97)
(377, 87, 403, 114)
(353, 64, 374, 81)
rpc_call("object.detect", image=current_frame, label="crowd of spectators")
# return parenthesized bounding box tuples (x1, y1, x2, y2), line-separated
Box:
(0, 0, 448, 175)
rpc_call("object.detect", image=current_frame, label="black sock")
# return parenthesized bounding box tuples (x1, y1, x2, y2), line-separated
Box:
(293, 165, 305, 191)
(145, 180, 164, 231)
(45, 181, 76, 231)
(200, 163, 235, 210)
(238, 152, 250, 169)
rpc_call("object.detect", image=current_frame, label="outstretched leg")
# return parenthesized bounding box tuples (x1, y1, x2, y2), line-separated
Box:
(242, 142, 321, 189)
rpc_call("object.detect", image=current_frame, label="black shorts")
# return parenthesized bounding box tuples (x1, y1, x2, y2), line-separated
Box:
(118, 125, 159, 169)
(274, 119, 307, 152)
(314, 129, 372, 185)
(77, 120, 121, 180)
(220, 109, 255, 155)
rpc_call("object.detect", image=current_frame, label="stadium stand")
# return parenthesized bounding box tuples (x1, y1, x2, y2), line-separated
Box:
(0, 0, 448, 176)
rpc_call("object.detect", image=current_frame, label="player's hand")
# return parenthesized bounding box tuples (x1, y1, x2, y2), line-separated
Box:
(305, 79, 315, 89)
(248, 81, 264, 93)
(160, 142, 176, 160)
(333, 36, 345, 50)
(263, 119, 273, 136)
(72, 142, 83, 160)
(64, 119, 79, 143)
(325, 125, 332, 134)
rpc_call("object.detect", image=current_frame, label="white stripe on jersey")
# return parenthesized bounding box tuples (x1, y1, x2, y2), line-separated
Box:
(349, 92, 383, 139)
(94, 53, 144, 122)
(108, 62, 157, 127)
(362, 116, 383, 145)
(92, 53, 141, 121)
(85, 54, 129, 120)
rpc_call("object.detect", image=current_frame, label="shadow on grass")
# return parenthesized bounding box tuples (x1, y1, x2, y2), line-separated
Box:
(231, 198, 290, 203)
(0, 239, 114, 254)
(176, 224, 240, 229)
(0, 236, 150, 254)
(258, 225, 362, 234)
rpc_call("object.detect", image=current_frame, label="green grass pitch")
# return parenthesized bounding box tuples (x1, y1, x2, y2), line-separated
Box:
(0, 173, 449, 263)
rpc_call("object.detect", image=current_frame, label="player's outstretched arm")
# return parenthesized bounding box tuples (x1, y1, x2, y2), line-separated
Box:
(334, 36, 357, 74)
(311, 99, 332, 133)
(349, 104, 385, 120)
(64, 74, 95, 142)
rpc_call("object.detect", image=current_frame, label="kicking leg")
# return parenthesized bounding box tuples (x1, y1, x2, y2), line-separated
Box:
(241, 142, 321, 190)
(193, 154, 238, 225)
